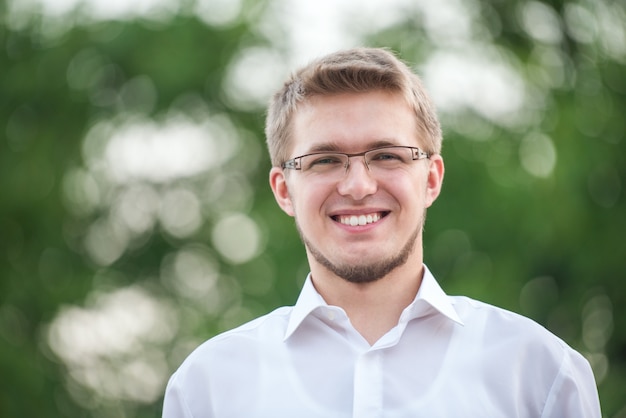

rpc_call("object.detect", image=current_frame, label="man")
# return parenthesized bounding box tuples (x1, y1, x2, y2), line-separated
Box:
(162, 47, 601, 417)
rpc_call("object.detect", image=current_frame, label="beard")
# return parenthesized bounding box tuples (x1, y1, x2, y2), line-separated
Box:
(295, 212, 424, 284)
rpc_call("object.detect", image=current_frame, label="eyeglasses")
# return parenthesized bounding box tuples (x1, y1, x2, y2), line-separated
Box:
(281, 145, 431, 178)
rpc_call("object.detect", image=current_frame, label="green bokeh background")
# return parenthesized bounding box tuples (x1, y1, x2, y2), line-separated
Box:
(1, 0, 625, 416)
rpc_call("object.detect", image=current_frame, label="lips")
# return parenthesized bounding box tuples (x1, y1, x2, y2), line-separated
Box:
(333, 212, 387, 226)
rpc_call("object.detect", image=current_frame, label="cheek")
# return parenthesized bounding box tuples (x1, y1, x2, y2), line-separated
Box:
(289, 181, 332, 204)
(286, 183, 310, 217)
(291, 183, 333, 220)
(386, 176, 425, 199)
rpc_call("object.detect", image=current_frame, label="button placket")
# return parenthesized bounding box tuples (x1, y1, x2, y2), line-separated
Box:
(352, 350, 383, 418)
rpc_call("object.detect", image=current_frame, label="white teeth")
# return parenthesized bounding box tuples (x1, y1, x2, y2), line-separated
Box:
(339, 213, 382, 226)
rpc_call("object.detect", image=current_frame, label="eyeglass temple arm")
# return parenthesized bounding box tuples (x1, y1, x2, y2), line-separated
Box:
(413, 148, 432, 160)
(281, 159, 301, 170)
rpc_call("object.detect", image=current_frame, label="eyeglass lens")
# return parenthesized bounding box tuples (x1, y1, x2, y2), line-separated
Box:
(301, 147, 416, 175)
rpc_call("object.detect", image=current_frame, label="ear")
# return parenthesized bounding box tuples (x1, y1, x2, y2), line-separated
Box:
(269, 167, 295, 216)
(424, 154, 445, 208)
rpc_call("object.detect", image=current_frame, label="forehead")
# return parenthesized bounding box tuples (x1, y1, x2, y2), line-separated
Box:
(289, 91, 419, 156)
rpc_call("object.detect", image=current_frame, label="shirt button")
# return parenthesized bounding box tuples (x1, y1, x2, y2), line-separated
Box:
(327, 310, 336, 321)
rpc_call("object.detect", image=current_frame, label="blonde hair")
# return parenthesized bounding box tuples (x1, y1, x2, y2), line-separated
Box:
(265, 47, 442, 167)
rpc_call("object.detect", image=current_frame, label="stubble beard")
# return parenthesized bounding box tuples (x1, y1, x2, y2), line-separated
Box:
(295, 212, 425, 284)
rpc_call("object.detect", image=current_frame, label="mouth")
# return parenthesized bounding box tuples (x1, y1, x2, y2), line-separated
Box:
(332, 212, 388, 226)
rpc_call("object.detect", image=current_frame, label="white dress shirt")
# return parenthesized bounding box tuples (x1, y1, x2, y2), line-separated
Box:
(163, 265, 601, 417)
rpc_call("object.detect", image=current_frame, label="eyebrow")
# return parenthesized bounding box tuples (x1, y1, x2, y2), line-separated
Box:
(305, 139, 400, 154)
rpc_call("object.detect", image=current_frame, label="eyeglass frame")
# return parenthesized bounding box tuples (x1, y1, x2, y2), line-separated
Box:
(280, 145, 432, 172)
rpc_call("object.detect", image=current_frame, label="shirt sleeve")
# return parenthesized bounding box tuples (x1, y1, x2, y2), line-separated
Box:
(541, 348, 602, 418)
(162, 372, 195, 418)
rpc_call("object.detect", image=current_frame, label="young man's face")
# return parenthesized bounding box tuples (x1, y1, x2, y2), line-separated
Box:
(270, 90, 444, 284)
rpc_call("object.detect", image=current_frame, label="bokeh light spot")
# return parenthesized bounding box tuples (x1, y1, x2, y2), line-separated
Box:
(158, 187, 203, 239)
(212, 213, 261, 265)
(519, 132, 557, 178)
(47, 285, 178, 403)
(519, 1, 563, 45)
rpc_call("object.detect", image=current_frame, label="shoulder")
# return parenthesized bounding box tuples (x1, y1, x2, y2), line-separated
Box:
(180, 305, 292, 369)
(452, 295, 558, 333)
(448, 296, 595, 385)
(163, 306, 294, 416)
(450, 295, 578, 360)
(167, 305, 292, 383)
(448, 296, 600, 416)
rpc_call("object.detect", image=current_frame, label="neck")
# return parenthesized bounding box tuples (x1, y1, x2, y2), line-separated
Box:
(309, 259, 424, 345)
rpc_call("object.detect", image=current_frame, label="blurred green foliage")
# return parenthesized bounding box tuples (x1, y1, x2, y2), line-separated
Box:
(1, 0, 625, 416)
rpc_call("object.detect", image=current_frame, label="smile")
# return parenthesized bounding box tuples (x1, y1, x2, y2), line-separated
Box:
(335, 212, 386, 226)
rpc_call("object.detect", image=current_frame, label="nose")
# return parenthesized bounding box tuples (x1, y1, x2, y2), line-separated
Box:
(336, 156, 378, 200)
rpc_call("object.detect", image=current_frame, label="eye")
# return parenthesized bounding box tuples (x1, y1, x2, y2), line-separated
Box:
(303, 153, 345, 171)
(368, 149, 406, 163)
(312, 156, 342, 165)
(371, 152, 402, 161)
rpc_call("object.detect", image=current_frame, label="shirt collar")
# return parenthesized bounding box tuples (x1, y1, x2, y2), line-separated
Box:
(407, 264, 464, 326)
(284, 274, 326, 341)
(283, 265, 464, 341)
